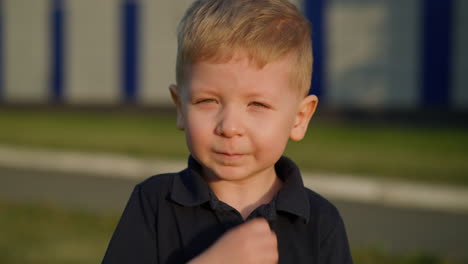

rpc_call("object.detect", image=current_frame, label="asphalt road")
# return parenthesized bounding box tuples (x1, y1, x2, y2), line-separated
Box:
(1, 167, 467, 259)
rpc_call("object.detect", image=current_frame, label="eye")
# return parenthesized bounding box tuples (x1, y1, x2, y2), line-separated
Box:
(196, 98, 217, 104)
(249, 101, 269, 108)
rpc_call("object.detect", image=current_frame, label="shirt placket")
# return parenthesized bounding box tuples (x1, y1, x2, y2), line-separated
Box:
(210, 198, 245, 231)
(210, 196, 278, 232)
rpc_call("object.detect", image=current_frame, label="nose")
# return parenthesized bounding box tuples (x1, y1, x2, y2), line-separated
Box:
(215, 106, 245, 138)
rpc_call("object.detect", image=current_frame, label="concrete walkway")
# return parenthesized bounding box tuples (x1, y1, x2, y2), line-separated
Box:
(1, 144, 468, 214)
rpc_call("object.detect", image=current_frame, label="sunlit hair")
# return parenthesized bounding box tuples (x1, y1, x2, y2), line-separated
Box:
(176, 0, 313, 96)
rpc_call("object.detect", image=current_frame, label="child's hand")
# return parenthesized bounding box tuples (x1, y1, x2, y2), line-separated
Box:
(188, 218, 278, 264)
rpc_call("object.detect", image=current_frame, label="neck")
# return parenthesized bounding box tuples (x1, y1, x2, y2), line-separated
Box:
(205, 167, 283, 220)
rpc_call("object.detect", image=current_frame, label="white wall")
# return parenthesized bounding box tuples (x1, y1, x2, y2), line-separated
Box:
(65, 0, 120, 105)
(140, 0, 193, 106)
(326, 0, 420, 110)
(2, 0, 465, 111)
(4, 0, 49, 103)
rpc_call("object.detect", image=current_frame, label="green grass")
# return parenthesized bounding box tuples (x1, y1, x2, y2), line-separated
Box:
(0, 199, 465, 264)
(1, 108, 468, 185)
(0, 200, 117, 264)
(352, 247, 466, 264)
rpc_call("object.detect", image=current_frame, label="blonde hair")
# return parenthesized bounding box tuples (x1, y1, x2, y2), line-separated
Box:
(176, 0, 313, 96)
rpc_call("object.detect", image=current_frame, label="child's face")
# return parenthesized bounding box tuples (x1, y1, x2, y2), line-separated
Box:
(170, 53, 317, 183)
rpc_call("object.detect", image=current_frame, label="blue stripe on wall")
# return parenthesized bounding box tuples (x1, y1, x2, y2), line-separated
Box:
(421, 0, 453, 108)
(304, 0, 325, 99)
(51, 0, 65, 103)
(0, 0, 4, 102)
(122, 0, 140, 103)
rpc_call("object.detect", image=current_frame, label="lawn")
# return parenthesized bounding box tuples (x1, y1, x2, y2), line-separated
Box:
(0, 199, 465, 264)
(1, 108, 467, 185)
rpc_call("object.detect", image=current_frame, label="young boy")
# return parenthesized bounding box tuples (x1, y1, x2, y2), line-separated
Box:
(103, 0, 353, 263)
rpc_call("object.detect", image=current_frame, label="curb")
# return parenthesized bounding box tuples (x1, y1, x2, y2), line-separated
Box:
(1, 145, 468, 214)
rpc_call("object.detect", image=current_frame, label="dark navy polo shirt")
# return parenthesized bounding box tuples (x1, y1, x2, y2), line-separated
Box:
(102, 156, 353, 264)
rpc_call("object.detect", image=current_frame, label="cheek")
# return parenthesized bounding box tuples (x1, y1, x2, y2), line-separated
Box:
(252, 129, 290, 164)
(249, 114, 294, 149)
(251, 111, 295, 134)
(184, 111, 214, 148)
(255, 129, 290, 150)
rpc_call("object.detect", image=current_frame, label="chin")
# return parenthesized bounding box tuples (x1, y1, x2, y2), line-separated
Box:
(206, 165, 254, 182)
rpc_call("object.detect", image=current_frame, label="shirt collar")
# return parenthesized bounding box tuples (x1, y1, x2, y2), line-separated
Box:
(274, 156, 310, 223)
(170, 156, 310, 223)
(170, 156, 212, 206)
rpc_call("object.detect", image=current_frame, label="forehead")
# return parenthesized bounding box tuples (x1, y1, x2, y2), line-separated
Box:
(185, 53, 297, 97)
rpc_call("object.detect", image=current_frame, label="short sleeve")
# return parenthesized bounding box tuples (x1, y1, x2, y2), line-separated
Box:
(102, 184, 158, 264)
(318, 214, 354, 264)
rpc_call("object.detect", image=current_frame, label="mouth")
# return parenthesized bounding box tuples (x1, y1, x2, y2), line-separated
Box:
(214, 151, 245, 158)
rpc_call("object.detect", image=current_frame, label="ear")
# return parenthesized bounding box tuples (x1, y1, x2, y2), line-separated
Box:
(169, 84, 185, 130)
(289, 94, 318, 141)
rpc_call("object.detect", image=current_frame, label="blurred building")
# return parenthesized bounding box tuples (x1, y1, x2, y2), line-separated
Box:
(0, 0, 466, 111)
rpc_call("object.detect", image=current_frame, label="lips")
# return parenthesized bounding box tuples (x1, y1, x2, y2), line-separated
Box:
(213, 149, 247, 159)
(213, 152, 245, 166)
(214, 151, 244, 157)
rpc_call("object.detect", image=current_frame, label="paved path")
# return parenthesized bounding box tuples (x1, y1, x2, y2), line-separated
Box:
(2, 145, 468, 213)
(2, 167, 467, 259)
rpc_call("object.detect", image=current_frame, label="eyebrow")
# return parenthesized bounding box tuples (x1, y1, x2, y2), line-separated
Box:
(242, 91, 276, 101)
